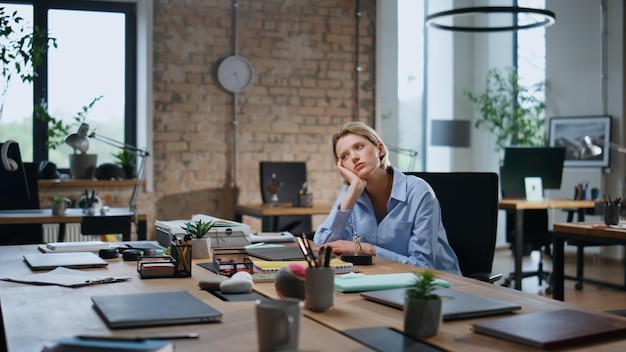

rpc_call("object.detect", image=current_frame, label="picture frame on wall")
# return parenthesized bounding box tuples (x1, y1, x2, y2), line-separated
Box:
(548, 115, 612, 168)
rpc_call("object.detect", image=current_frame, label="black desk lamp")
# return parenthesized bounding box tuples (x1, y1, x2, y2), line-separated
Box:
(65, 123, 150, 216)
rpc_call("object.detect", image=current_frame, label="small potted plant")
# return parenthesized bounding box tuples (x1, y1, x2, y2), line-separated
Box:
(51, 195, 70, 216)
(112, 149, 137, 179)
(404, 269, 442, 338)
(183, 219, 216, 259)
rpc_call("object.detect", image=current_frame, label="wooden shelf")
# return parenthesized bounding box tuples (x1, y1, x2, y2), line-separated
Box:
(38, 179, 141, 188)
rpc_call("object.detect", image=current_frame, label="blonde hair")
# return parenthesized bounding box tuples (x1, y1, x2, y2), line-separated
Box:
(331, 121, 391, 169)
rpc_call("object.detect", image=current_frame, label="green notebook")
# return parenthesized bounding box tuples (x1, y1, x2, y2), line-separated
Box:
(334, 273, 450, 293)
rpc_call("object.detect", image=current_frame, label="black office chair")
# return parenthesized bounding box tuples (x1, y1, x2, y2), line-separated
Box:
(501, 209, 553, 292)
(0, 162, 43, 245)
(406, 172, 502, 283)
(259, 161, 312, 235)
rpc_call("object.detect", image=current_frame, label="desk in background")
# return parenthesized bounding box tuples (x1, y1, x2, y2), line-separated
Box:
(234, 202, 332, 232)
(0, 208, 147, 242)
(552, 222, 626, 301)
(498, 199, 595, 291)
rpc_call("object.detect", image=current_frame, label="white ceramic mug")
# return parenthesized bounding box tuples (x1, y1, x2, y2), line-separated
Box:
(256, 298, 303, 352)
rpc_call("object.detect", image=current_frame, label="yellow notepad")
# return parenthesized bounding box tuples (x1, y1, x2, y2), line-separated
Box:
(252, 258, 353, 274)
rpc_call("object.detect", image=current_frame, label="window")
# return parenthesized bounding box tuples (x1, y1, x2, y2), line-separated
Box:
(0, 0, 136, 168)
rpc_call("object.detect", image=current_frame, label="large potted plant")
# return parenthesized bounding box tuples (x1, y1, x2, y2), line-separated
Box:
(464, 67, 547, 156)
(404, 269, 442, 338)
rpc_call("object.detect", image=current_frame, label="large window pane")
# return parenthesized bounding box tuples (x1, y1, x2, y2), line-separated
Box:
(0, 3, 34, 161)
(48, 9, 126, 168)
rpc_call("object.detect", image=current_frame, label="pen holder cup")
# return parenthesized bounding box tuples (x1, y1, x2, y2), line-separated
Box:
(297, 193, 313, 207)
(604, 204, 621, 226)
(171, 243, 192, 277)
(304, 267, 335, 312)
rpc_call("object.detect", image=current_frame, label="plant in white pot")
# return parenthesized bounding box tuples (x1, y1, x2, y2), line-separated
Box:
(35, 96, 103, 179)
(404, 269, 442, 338)
(183, 219, 216, 259)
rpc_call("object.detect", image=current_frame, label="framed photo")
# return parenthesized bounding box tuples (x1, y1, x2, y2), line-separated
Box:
(548, 115, 612, 168)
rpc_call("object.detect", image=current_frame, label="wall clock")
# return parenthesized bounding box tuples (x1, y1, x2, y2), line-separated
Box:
(217, 55, 254, 93)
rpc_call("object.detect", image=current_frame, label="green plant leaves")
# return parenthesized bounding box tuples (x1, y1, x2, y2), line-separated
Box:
(464, 67, 546, 155)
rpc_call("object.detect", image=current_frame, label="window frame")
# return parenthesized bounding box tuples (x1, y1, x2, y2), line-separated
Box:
(2, 0, 137, 166)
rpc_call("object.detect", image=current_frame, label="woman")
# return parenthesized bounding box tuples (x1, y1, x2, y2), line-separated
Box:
(314, 122, 461, 275)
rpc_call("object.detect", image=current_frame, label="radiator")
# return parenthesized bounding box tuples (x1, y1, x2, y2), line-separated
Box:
(43, 223, 83, 242)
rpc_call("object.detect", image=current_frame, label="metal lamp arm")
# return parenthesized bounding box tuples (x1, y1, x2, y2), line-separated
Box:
(88, 132, 150, 157)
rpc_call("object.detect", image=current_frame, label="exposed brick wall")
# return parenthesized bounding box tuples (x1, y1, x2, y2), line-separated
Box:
(143, 0, 376, 237)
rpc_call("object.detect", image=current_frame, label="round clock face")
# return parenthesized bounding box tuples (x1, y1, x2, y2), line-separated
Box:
(217, 55, 254, 93)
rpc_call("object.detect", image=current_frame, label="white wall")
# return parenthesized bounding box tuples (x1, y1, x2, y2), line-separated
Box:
(546, 0, 624, 258)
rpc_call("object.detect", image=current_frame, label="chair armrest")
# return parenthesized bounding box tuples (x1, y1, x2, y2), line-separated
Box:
(468, 272, 503, 284)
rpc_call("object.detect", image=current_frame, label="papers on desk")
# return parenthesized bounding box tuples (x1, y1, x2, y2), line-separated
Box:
(42, 240, 110, 252)
(154, 214, 251, 236)
(247, 231, 294, 243)
(1, 267, 130, 288)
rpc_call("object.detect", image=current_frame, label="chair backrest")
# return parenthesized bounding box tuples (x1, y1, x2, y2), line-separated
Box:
(405, 172, 499, 277)
(0, 162, 43, 245)
(259, 161, 312, 234)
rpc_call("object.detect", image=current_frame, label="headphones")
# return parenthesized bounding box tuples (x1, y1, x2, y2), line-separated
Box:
(1, 140, 18, 172)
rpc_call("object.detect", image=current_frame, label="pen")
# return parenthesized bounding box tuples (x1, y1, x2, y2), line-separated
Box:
(245, 242, 266, 249)
(324, 245, 332, 267)
(77, 333, 200, 341)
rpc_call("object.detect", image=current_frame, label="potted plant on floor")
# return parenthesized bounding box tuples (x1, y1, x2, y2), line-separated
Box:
(404, 269, 442, 338)
(184, 218, 216, 259)
(464, 67, 546, 158)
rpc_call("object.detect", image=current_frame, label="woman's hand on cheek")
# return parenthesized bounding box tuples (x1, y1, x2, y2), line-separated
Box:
(336, 159, 361, 185)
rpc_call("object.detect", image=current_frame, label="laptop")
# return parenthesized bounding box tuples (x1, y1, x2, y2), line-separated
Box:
(246, 246, 316, 261)
(360, 286, 521, 321)
(91, 291, 222, 329)
(23, 252, 108, 270)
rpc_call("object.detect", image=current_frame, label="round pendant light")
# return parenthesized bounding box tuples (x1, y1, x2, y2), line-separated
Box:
(425, 6, 556, 32)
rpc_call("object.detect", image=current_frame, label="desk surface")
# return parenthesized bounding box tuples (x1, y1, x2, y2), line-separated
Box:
(234, 202, 333, 217)
(256, 258, 626, 350)
(498, 198, 596, 210)
(553, 222, 626, 240)
(2, 245, 625, 351)
(0, 208, 147, 225)
(0, 245, 366, 352)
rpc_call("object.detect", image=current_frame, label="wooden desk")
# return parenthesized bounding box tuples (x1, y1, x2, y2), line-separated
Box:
(0, 208, 148, 242)
(0, 245, 367, 352)
(234, 203, 333, 231)
(552, 222, 626, 301)
(498, 199, 595, 290)
(253, 258, 626, 351)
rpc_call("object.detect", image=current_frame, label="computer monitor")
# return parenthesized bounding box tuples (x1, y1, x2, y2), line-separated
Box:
(500, 146, 566, 199)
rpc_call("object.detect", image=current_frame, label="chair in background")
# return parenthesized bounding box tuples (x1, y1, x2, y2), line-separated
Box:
(501, 208, 553, 293)
(259, 161, 312, 235)
(406, 172, 502, 283)
(0, 162, 43, 245)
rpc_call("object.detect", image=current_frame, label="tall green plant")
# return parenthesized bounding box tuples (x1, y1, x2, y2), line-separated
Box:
(464, 67, 546, 155)
(0, 7, 57, 121)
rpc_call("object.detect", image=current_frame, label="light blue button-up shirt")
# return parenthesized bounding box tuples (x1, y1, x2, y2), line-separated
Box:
(314, 168, 461, 275)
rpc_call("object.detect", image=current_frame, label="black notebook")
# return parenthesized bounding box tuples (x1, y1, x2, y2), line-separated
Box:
(91, 291, 222, 329)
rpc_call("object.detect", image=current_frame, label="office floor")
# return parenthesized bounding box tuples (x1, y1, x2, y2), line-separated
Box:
(491, 247, 626, 312)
